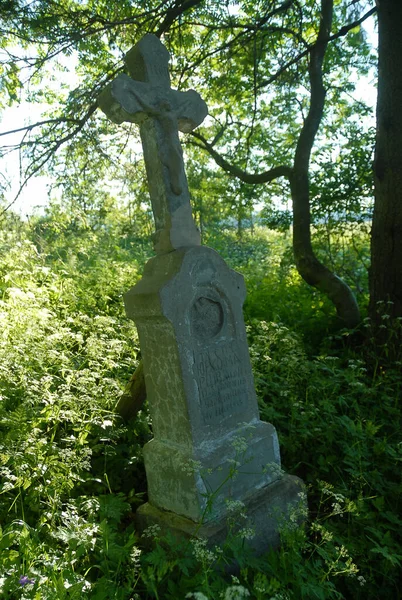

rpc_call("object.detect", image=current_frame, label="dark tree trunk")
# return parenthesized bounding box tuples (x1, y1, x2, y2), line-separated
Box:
(370, 0, 402, 325)
(290, 171, 360, 328)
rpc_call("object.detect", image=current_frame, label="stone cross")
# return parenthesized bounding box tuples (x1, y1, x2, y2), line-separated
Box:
(98, 34, 208, 253)
(98, 34, 305, 557)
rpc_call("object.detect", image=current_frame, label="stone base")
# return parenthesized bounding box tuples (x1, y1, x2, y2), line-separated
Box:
(136, 474, 306, 557)
(143, 419, 281, 522)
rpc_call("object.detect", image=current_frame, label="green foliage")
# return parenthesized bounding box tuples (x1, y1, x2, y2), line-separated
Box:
(0, 0, 376, 234)
(249, 320, 401, 598)
(207, 225, 369, 349)
(0, 209, 150, 598)
(0, 208, 400, 599)
(0, 1, 397, 597)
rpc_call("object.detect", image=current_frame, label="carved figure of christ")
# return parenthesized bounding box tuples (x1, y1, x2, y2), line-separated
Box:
(98, 34, 208, 253)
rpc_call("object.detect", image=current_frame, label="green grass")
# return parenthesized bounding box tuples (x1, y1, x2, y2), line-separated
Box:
(0, 208, 400, 599)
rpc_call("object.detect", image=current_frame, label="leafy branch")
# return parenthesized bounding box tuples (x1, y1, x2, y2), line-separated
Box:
(258, 5, 376, 88)
(190, 130, 292, 184)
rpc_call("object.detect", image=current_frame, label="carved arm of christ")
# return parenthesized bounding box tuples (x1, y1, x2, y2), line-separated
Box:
(98, 34, 208, 253)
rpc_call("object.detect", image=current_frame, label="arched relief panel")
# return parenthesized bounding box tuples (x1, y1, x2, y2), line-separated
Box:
(189, 286, 236, 345)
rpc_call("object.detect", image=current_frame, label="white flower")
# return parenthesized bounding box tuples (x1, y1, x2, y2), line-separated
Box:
(224, 584, 251, 599)
(332, 502, 343, 516)
(263, 462, 284, 478)
(181, 460, 202, 475)
(231, 436, 248, 453)
(141, 524, 161, 539)
(238, 527, 255, 540)
(225, 499, 245, 514)
(191, 538, 216, 564)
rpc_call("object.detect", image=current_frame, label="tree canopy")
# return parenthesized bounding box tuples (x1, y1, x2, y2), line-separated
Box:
(0, 0, 392, 328)
(1, 4, 402, 598)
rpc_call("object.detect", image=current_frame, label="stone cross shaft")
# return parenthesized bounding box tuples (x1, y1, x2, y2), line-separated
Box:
(98, 34, 208, 253)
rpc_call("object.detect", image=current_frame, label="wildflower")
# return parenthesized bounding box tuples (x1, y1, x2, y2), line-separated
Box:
(130, 546, 142, 567)
(332, 502, 343, 516)
(181, 460, 202, 475)
(191, 538, 216, 563)
(357, 575, 366, 586)
(226, 499, 245, 514)
(238, 527, 255, 540)
(231, 436, 248, 453)
(263, 462, 284, 479)
(186, 593, 209, 600)
(224, 584, 251, 599)
(141, 524, 161, 539)
(254, 584, 266, 594)
(19, 575, 35, 587)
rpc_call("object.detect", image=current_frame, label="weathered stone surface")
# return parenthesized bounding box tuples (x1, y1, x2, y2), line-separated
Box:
(125, 246, 282, 521)
(98, 34, 207, 254)
(99, 34, 306, 559)
(136, 474, 306, 557)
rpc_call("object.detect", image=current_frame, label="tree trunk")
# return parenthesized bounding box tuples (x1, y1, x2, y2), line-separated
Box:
(370, 0, 402, 326)
(190, 0, 362, 327)
(291, 171, 360, 328)
(291, 0, 360, 328)
(116, 361, 147, 421)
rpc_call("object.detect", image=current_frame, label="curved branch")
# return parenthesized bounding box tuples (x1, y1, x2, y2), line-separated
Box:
(190, 131, 292, 184)
(290, 0, 360, 326)
(191, 1, 362, 326)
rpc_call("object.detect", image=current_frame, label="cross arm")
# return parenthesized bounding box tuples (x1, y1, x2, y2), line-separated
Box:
(98, 74, 208, 133)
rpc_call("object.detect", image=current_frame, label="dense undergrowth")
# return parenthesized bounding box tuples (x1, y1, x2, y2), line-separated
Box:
(0, 206, 400, 599)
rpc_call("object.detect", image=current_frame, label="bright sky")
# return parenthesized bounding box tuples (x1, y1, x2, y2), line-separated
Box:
(0, 15, 378, 217)
(0, 103, 50, 216)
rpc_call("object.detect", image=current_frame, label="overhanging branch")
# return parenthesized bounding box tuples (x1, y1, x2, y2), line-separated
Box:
(258, 5, 377, 89)
(190, 130, 292, 184)
(156, 0, 204, 36)
(0, 102, 98, 219)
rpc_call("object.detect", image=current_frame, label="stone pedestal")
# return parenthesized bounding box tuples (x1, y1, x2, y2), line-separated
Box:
(124, 246, 305, 551)
(136, 475, 305, 556)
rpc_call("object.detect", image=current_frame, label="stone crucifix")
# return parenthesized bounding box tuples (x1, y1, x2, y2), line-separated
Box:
(98, 34, 208, 253)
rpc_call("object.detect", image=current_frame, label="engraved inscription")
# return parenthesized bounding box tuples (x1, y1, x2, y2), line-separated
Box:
(193, 344, 249, 424)
(191, 297, 224, 341)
